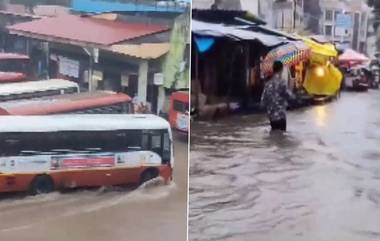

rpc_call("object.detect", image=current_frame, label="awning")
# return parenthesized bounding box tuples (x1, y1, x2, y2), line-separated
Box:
(192, 20, 286, 47)
(261, 41, 311, 76)
(111, 43, 170, 59)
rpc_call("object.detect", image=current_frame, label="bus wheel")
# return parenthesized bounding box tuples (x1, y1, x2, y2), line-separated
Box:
(30, 175, 54, 195)
(139, 168, 159, 185)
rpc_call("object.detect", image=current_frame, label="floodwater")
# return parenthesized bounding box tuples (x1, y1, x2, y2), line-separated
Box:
(0, 138, 188, 241)
(190, 91, 380, 241)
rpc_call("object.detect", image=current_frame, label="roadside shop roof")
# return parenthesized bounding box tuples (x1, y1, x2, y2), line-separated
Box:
(192, 20, 286, 47)
(7, 14, 169, 47)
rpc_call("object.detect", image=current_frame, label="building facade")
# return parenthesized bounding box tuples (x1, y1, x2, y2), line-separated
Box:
(319, 0, 371, 52)
(192, 0, 304, 33)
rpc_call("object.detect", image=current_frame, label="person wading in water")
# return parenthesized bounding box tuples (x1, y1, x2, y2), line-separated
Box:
(261, 61, 295, 131)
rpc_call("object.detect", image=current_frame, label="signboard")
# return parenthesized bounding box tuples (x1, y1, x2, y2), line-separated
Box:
(336, 14, 352, 28)
(53, 155, 115, 169)
(153, 73, 164, 85)
(58, 56, 80, 78)
(92, 70, 103, 82)
(121, 74, 129, 87)
(335, 27, 350, 37)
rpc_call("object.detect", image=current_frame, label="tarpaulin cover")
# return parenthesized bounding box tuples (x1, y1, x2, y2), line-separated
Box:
(194, 37, 215, 53)
(192, 20, 285, 47)
(261, 41, 311, 76)
(300, 36, 337, 64)
(303, 63, 343, 96)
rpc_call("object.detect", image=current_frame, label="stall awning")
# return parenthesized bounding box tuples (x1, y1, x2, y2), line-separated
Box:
(192, 20, 286, 47)
(110, 43, 170, 59)
(261, 41, 311, 76)
(339, 49, 369, 63)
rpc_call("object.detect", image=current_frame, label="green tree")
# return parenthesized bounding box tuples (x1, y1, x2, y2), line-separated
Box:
(0, 0, 6, 10)
(368, 0, 380, 51)
(304, 0, 322, 33)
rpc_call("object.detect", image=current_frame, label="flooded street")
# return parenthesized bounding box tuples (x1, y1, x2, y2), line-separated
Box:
(0, 139, 188, 241)
(190, 91, 380, 241)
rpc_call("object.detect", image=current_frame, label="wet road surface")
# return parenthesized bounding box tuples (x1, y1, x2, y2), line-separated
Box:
(190, 91, 380, 241)
(0, 138, 188, 241)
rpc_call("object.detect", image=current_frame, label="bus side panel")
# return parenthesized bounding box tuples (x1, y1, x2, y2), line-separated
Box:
(0, 174, 36, 193)
(99, 167, 144, 186)
(58, 170, 110, 188)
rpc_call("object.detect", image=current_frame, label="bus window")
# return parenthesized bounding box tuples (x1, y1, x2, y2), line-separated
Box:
(173, 100, 188, 113)
(149, 132, 162, 157)
(142, 132, 149, 150)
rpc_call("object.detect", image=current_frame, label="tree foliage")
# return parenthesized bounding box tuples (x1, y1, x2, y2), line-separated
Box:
(304, 0, 322, 15)
(303, 0, 322, 33)
(368, 0, 380, 8)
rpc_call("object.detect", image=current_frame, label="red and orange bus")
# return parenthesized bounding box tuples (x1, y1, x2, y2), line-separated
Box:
(0, 72, 27, 84)
(0, 114, 173, 194)
(0, 53, 30, 83)
(0, 91, 132, 115)
(169, 90, 189, 134)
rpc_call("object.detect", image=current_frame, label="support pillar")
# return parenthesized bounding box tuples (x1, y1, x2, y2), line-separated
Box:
(138, 60, 148, 104)
(157, 86, 166, 114)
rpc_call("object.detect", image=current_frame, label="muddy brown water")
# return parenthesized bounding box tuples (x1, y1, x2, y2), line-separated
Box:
(190, 91, 380, 241)
(0, 138, 188, 241)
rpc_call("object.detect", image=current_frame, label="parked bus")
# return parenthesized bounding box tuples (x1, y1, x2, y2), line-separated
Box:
(169, 90, 189, 134)
(0, 79, 79, 102)
(0, 53, 30, 83)
(0, 114, 173, 194)
(0, 91, 132, 115)
(0, 72, 27, 84)
(0, 53, 30, 72)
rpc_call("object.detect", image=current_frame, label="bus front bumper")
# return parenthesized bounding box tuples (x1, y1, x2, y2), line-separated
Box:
(158, 165, 173, 184)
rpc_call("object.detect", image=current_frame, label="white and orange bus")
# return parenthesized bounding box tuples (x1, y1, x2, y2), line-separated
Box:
(0, 91, 132, 115)
(0, 79, 79, 102)
(0, 114, 173, 194)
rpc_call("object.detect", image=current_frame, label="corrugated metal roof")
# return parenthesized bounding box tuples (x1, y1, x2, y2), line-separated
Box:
(192, 20, 285, 47)
(111, 43, 170, 59)
(7, 15, 169, 46)
(72, 0, 186, 13)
